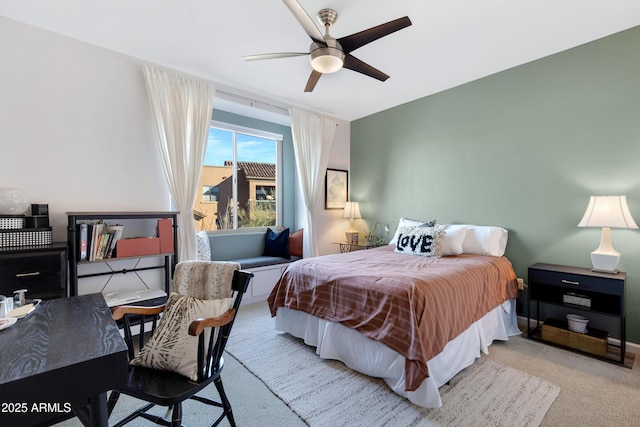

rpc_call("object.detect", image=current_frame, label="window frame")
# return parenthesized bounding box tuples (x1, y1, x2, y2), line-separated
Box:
(206, 120, 283, 233)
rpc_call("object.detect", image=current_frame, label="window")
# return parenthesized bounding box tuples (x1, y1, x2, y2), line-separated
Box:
(202, 185, 219, 202)
(195, 122, 282, 231)
(256, 185, 275, 201)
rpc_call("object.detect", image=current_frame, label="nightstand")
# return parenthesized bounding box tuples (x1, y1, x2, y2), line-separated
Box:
(527, 263, 627, 365)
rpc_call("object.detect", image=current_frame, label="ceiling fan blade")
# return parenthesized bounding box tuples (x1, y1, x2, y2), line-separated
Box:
(282, 0, 325, 44)
(343, 54, 389, 82)
(304, 70, 322, 92)
(243, 52, 308, 61)
(337, 16, 412, 53)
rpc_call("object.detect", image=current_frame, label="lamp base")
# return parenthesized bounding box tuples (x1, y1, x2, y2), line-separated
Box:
(590, 252, 620, 274)
(345, 231, 358, 244)
(589, 227, 621, 274)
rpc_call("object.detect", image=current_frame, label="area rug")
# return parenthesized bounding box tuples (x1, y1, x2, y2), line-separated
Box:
(226, 311, 560, 427)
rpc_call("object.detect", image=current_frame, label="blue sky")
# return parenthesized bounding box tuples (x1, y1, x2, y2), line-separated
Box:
(204, 127, 276, 166)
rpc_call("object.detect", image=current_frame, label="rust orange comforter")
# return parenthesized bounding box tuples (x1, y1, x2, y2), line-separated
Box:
(268, 245, 518, 391)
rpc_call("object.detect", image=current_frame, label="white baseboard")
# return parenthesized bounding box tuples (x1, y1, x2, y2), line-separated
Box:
(516, 315, 640, 355)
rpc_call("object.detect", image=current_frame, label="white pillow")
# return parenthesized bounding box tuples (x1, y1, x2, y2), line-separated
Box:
(195, 231, 211, 261)
(130, 292, 232, 381)
(438, 224, 471, 256)
(389, 217, 437, 246)
(394, 225, 443, 257)
(462, 225, 508, 256)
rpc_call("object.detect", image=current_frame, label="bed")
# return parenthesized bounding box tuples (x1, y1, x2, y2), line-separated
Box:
(267, 222, 521, 408)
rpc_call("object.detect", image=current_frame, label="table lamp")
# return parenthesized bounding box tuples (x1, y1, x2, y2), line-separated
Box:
(578, 195, 638, 273)
(343, 201, 361, 244)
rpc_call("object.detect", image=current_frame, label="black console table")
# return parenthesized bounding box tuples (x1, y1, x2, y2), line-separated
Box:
(527, 263, 626, 365)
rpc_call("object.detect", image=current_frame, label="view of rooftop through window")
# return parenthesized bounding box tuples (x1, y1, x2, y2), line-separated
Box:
(195, 124, 280, 231)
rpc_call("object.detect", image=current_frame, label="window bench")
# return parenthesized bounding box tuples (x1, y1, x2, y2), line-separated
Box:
(207, 232, 300, 305)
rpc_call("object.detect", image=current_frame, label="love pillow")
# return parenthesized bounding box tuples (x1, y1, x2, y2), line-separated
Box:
(394, 225, 443, 257)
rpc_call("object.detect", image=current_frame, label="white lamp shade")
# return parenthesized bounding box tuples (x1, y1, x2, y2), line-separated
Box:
(342, 202, 362, 220)
(578, 195, 637, 273)
(578, 195, 638, 229)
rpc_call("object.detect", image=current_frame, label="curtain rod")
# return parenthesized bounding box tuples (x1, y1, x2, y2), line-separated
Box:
(216, 90, 339, 126)
(216, 90, 289, 115)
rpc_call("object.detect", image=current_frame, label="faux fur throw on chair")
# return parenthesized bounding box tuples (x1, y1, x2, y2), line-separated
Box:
(173, 260, 240, 300)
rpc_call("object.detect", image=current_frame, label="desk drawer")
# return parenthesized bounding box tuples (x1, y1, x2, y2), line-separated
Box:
(529, 268, 623, 295)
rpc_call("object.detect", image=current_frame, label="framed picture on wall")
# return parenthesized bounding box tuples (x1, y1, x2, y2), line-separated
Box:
(325, 168, 348, 210)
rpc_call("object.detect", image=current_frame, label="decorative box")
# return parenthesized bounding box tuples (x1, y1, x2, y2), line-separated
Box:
(541, 318, 607, 357)
(0, 227, 52, 247)
(563, 292, 591, 308)
(157, 218, 174, 253)
(0, 215, 26, 230)
(116, 237, 161, 257)
(31, 204, 49, 216)
(25, 215, 50, 228)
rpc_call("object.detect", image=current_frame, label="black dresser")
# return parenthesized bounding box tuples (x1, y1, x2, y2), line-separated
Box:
(0, 242, 68, 300)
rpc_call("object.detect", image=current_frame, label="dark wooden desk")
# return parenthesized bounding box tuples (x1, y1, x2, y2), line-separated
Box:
(0, 293, 128, 426)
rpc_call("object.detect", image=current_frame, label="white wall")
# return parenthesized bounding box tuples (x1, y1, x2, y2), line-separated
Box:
(0, 17, 170, 243)
(0, 16, 350, 255)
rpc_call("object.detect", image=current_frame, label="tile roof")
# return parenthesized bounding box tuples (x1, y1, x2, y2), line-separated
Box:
(223, 161, 275, 179)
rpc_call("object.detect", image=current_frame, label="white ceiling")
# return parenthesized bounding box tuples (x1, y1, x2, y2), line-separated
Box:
(1, 0, 639, 123)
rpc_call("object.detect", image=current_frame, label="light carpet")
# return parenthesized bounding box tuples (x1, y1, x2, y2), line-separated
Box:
(226, 310, 561, 427)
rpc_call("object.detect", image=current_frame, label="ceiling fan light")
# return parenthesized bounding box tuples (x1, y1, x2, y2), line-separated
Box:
(311, 55, 343, 73)
(310, 46, 344, 74)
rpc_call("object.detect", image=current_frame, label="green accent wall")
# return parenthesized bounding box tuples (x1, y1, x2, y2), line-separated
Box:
(351, 26, 640, 343)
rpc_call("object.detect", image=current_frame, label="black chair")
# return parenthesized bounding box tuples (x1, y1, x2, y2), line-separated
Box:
(107, 267, 253, 427)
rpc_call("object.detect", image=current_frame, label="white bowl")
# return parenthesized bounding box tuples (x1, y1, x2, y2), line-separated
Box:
(566, 314, 588, 333)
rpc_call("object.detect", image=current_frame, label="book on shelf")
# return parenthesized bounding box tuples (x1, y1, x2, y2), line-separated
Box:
(89, 221, 105, 261)
(85, 224, 93, 260)
(103, 233, 114, 259)
(91, 231, 100, 261)
(105, 224, 124, 258)
(96, 232, 110, 260)
(78, 223, 88, 261)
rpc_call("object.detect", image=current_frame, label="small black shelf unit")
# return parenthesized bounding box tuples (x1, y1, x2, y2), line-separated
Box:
(527, 262, 626, 365)
(67, 212, 178, 297)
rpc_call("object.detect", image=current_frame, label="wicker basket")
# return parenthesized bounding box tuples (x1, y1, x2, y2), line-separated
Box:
(566, 314, 589, 333)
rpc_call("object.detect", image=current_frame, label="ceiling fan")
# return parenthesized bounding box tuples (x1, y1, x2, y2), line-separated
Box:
(243, 0, 412, 92)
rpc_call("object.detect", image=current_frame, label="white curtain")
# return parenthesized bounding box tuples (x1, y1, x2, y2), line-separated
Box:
(143, 66, 215, 261)
(289, 107, 338, 257)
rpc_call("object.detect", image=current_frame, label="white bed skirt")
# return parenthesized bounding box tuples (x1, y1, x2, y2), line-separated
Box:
(274, 299, 521, 408)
